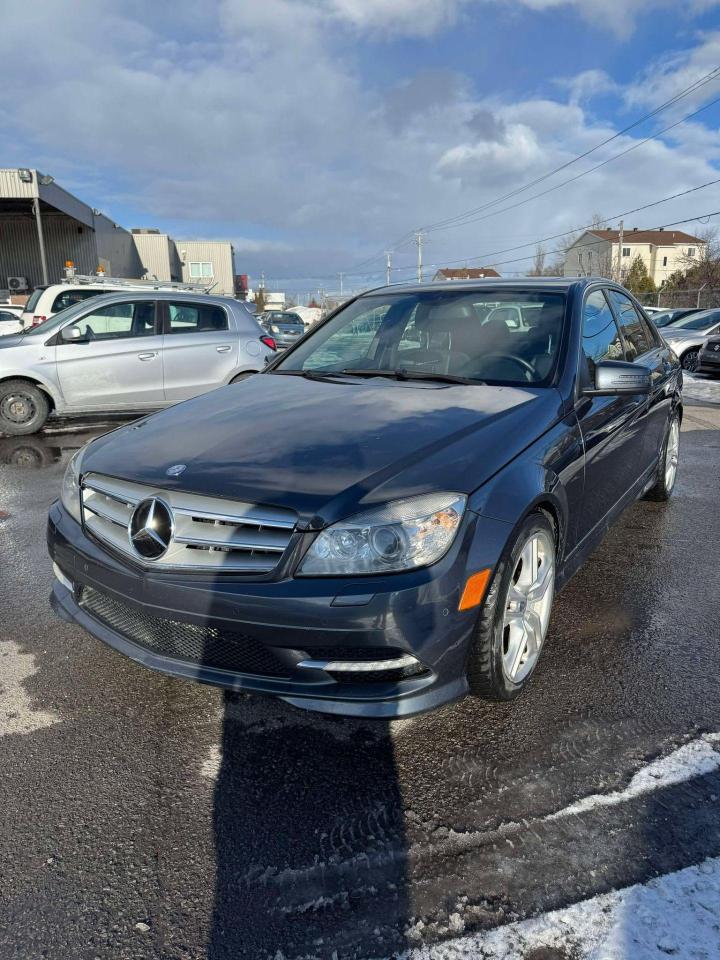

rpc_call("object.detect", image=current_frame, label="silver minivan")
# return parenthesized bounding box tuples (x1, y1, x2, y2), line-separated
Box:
(0, 291, 275, 435)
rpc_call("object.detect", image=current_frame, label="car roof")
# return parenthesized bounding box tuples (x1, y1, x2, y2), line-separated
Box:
(359, 276, 605, 297)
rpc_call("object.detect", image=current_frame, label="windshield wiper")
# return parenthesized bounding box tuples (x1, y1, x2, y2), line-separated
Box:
(270, 369, 344, 381)
(342, 368, 479, 385)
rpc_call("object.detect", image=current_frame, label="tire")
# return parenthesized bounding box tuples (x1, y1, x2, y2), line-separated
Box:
(644, 413, 680, 502)
(467, 512, 556, 700)
(681, 349, 699, 372)
(230, 371, 256, 384)
(0, 380, 50, 436)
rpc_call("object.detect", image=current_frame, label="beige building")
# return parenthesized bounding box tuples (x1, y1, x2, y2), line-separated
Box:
(131, 232, 235, 295)
(563, 228, 705, 286)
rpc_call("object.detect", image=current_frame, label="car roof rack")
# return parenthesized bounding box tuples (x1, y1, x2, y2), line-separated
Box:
(63, 274, 217, 294)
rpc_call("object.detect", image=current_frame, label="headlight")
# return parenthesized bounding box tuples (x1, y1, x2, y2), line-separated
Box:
(60, 448, 86, 523)
(298, 493, 467, 576)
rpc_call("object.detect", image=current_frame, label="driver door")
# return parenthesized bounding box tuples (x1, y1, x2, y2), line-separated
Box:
(55, 298, 165, 410)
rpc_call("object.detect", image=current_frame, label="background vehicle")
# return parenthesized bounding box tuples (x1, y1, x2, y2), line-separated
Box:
(697, 335, 720, 376)
(649, 307, 701, 328)
(48, 278, 681, 718)
(260, 311, 306, 349)
(661, 308, 720, 371)
(0, 305, 24, 336)
(0, 291, 274, 435)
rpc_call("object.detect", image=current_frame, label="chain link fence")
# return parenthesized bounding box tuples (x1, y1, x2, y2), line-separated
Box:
(634, 288, 720, 310)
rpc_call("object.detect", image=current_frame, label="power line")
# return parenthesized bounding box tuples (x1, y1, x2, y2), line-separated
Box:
(419, 65, 720, 234)
(389, 177, 720, 276)
(335, 64, 720, 276)
(422, 91, 720, 236)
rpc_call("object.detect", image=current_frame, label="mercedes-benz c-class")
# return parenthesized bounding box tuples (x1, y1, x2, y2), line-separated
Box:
(48, 278, 682, 717)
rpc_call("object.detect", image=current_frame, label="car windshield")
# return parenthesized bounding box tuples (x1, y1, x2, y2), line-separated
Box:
(670, 310, 720, 331)
(272, 288, 566, 385)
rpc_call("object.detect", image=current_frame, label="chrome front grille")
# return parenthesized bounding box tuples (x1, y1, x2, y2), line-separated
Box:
(81, 472, 297, 574)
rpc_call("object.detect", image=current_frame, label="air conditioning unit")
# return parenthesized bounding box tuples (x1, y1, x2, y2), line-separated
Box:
(7, 277, 28, 292)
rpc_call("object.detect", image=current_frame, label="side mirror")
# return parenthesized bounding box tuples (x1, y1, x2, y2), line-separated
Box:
(61, 325, 84, 342)
(585, 360, 651, 396)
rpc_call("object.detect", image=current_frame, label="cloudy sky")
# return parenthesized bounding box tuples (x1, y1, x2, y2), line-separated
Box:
(1, 0, 720, 296)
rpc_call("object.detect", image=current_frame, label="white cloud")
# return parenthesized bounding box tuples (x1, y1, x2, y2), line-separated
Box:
(625, 31, 720, 111)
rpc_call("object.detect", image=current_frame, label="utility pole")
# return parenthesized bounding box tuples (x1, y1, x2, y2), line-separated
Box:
(385, 251, 392, 286)
(32, 197, 49, 286)
(616, 220, 624, 282)
(415, 231, 424, 283)
(338, 272, 344, 297)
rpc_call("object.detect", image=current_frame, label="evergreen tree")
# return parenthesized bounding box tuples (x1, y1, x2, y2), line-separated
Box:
(624, 255, 656, 297)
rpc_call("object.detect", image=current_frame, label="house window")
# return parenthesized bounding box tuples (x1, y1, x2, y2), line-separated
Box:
(622, 247, 631, 257)
(662, 256, 668, 267)
(687, 247, 696, 258)
(189, 261, 214, 279)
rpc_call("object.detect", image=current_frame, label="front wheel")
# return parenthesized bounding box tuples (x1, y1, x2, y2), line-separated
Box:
(0, 380, 50, 436)
(644, 414, 680, 502)
(681, 349, 699, 372)
(467, 512, 556, 700)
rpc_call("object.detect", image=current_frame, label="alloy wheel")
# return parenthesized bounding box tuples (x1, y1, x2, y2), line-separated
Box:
(665, 419, 680, 491)
(683, 350, 699, 372)
(502, 529, 555, 684)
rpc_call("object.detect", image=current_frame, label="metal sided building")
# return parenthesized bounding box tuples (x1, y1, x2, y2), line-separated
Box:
(0, 168, 141, 294)
(176, 239, 236, 296)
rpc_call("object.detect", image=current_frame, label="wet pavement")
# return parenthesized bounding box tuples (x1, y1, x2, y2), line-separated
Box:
(1, 385, 720, 959)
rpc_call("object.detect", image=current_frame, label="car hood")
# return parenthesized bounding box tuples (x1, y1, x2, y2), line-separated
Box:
(0, 334, 27, 348)
(82, 374, 562, 524)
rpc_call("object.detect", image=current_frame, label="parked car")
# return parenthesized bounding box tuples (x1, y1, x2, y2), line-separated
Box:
(0, 291, 275, 435)
(643, 306, 664, 316)
(648, 307, 701, 328)
(261, 311, 306, 349)
(48, 277, 681, 718)
(0, 304, 25, 336)
(696, 335, 720, 376)
(660, 308, 720, 372)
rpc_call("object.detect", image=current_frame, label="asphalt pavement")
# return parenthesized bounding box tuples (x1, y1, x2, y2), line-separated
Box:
(1, 379, 720, 960)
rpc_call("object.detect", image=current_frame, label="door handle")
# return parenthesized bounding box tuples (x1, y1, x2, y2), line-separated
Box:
(137, 352, 157, 361)
(216, 345, 232, 353)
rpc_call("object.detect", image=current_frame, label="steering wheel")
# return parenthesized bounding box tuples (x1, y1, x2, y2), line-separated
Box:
(471, 352, 536, 381)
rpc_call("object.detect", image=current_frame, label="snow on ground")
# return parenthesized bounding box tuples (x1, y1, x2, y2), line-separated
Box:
(399, 857, 720, 960)
(548, 732, 720, 820)
(683, 373, 720, 404)
(397, 733, 720, 960)
(0, 641, 59, 736)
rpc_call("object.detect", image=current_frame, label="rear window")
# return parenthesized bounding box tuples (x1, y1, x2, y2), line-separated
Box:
(52, 288, 106, 313)
(24, 287, 46, 312)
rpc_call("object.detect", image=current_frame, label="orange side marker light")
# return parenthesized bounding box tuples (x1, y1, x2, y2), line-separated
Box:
(458, 568, 492, 611)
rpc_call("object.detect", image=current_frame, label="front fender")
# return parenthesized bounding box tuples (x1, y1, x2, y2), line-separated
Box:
(467, 415, 583, 565)
(0, 367, 62, 409)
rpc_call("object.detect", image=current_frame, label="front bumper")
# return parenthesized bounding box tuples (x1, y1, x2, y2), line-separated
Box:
(47, 501, 511, 717)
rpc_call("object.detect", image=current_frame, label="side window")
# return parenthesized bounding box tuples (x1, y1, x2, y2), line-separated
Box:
(607, 290, 651, 360)
(52, 289, 103, 312)
(76, 301, 157, 341)
(167, 302, 228, 334)
(581, 290, 625, 372)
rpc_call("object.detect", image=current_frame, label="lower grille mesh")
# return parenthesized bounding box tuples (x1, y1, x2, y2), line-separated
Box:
(79, 586, 291, 678)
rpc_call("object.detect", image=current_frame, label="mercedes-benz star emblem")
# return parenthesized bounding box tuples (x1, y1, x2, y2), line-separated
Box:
(166, 464, 187, 477)
(129, 498, 174, 560)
